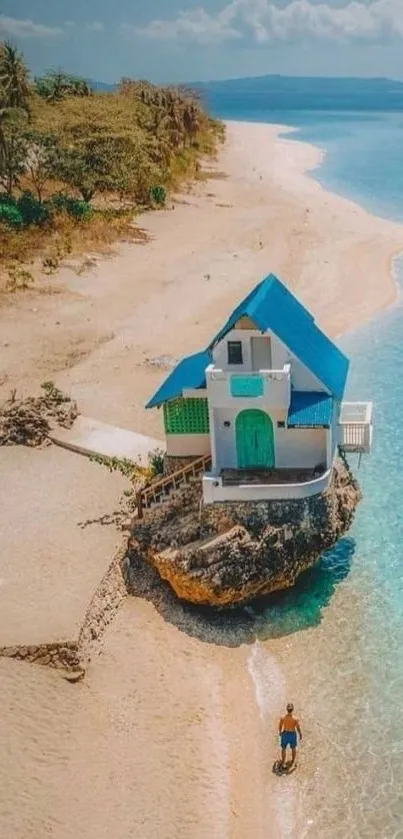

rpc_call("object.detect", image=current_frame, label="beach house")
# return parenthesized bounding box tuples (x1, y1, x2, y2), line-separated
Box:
(146, 273, 372, 505)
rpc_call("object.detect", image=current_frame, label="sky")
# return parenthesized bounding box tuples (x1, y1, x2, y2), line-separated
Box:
(1, 0, 403, 83)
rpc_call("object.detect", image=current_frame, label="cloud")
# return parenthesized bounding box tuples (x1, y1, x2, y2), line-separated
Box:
(0, 15, 64, 38)
(0, 15, 105, 40)
(124, 7, 241, 43)
(132, 0, 403, 45)
(84, 22, 104, 33)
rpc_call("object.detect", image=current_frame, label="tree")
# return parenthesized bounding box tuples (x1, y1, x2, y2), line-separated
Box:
(0, 41, 30, 110)
(0, 41, 30, 167)
(0, 112, 27, 195)
(55, 133, 132, 202)
(35, 70, 92, 102)
(24, 131, 59, 201)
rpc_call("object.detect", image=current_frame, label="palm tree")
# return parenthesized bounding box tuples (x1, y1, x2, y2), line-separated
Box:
(0, 41, 30, 110)
(0, 41, 30, 168)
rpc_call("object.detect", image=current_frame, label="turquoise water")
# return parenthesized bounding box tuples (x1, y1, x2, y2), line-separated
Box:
(202, 86, 403, 835)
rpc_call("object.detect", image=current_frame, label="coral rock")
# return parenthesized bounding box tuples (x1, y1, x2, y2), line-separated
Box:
(128, 458, 361, 607)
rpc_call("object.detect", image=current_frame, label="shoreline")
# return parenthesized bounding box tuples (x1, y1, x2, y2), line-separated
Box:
(2, 118, 403, 839)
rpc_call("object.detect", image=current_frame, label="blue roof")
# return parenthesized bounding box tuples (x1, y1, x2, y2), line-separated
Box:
(288, 391, 334, 427)
(208, 274, 349, 399)
(146, 273, 349, 408)
(146, 350, 211, 409)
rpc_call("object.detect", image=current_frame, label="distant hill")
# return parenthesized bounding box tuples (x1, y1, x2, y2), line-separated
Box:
(87, 79, 117, 92)
(192, 74, 403, 114)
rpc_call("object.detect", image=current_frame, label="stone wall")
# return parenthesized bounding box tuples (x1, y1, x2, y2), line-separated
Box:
(78, 543, 128, 663)
(0, 543, 129, 675)
(0, 640, 80, 669)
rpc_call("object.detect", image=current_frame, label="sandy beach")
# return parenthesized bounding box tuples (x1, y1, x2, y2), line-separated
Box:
(1, 120, 403, 839)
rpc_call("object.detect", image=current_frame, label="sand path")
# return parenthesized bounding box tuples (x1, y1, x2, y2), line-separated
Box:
(1, 120, 403, 838)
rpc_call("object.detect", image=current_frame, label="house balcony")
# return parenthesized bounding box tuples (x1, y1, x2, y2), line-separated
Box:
(205, 363, 291, 410)
(338, 402, 373, 454)
(203, 464, 332, 504)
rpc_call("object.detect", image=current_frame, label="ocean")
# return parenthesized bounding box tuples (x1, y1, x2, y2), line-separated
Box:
(201, 79, 403, 837)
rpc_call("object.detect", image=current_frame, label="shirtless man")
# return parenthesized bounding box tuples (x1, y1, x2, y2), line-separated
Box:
(278, 703, 302, 769)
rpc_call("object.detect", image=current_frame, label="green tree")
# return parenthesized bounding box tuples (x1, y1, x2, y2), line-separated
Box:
(35, 70, 92, 102)
(24, 131, 59, 201)
(55, 133, 132, 202)
(0, 112, 28, 195)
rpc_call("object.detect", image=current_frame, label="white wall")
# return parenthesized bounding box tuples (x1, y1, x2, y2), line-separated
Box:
(203, 469, 332, 504)
(165, 409, 328, 470)
(211, 407, 327, 471)
(165, 434, 211, 457)
(212, 406, 289, 472)
(206, 365, 291, 413)
(275, 428, 327, 469)
(212, 327, 328, 392)
(213, 329, 255, 372)
(290, 359, 327, 392)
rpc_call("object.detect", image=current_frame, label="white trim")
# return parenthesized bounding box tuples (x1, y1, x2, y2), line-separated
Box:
(202, 468, 332, 504)
(208, 399, 218, 473)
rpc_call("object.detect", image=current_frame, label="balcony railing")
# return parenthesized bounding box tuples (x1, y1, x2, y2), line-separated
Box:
(206, 363, 291, 409)
(338, 401, 373, 454)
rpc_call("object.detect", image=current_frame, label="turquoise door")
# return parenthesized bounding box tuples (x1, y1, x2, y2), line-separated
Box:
(235, 410, 275, 468)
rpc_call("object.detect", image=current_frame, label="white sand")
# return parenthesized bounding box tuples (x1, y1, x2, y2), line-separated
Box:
(1, 120, 403, 838)
(0, 446, 126, 646)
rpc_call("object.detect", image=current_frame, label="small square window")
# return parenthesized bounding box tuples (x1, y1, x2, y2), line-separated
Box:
(277, 420, 285, 428)
(227, 341, 243, 365)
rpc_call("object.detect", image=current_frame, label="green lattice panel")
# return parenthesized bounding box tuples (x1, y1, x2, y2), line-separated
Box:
(164, 398, 210, 434)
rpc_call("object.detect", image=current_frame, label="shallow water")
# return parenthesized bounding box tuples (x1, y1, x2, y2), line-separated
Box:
(200, 87, 403, 836)
(242, 260, 403, 838)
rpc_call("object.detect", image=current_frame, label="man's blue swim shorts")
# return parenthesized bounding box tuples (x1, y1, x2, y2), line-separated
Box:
(281, 731, 297, 749)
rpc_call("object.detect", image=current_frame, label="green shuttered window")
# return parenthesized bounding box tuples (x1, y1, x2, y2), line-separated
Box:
(164, 398, 210, 435)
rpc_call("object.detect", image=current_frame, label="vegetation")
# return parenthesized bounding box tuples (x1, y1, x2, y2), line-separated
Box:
(0, 381, 78, 446)
(90, 448, 165, 483)
(34, 70, 92, 101)
(0, 42, 224, 283)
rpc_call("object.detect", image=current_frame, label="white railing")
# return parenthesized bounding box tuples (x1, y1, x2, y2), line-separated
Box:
(206, 363, 291, 410)
(338, 401, 373, 453)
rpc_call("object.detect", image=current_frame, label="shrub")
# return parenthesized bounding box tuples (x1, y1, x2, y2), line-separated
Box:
(48, 193, 93, 221)
(149, 447, 165, 476)
(0, 193, 18, 207)
(150, 185, 166, 206)
(0, 203, 24, 228)
(17, 192, 51, 226)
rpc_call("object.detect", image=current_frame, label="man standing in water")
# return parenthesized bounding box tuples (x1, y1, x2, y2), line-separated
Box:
(279, 703, 302, 769)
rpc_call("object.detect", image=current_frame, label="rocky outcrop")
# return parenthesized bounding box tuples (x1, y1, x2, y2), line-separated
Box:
(128, 457, 361, 607)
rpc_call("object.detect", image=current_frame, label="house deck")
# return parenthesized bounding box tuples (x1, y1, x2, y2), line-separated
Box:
(221, 466, 326, 486)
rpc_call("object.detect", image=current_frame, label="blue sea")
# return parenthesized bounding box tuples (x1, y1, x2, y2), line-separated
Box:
(202, 79, 403, 837)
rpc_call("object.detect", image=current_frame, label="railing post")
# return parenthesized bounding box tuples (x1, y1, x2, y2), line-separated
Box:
(136, 491, 144, 520)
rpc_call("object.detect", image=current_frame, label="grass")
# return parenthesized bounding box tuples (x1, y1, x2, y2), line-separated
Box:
(0, 208, 149, 291)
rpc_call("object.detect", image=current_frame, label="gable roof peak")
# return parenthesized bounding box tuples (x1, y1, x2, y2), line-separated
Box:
(146, 272, 349, 408)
